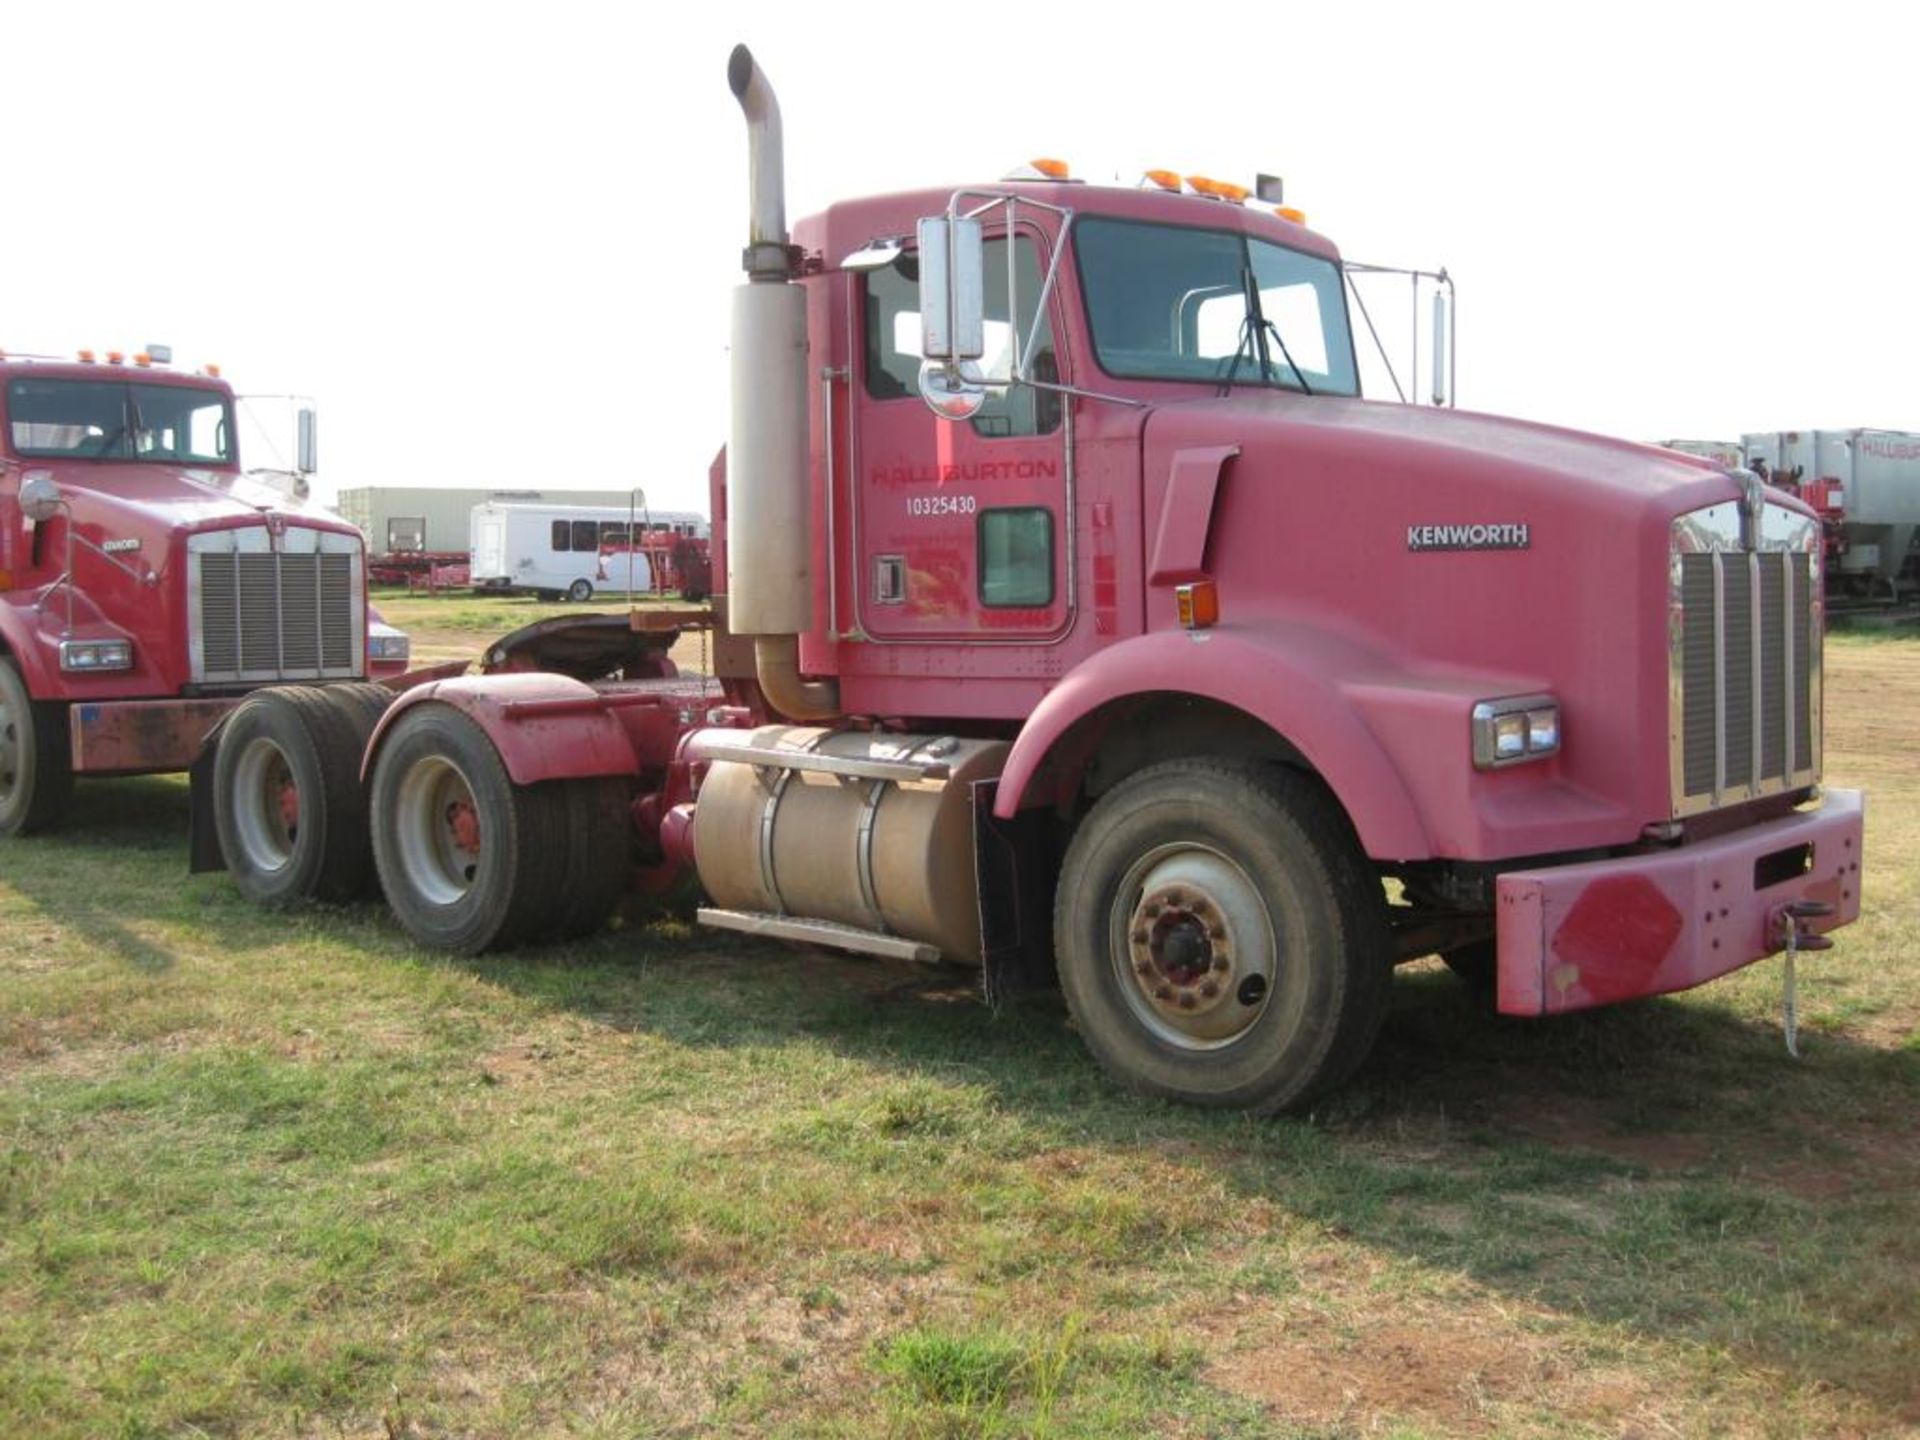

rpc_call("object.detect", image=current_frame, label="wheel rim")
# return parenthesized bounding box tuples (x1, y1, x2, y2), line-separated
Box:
(394, 753, 482, 906)
(230, 737, 301, 871)
(569, 581, 591, 601)
(0, 689, 20, 807)
(1109, 842, 1277, 1051)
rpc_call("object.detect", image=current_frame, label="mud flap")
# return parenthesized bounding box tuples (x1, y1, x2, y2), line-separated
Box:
(187, 728, 226, 874)
(972, 780, 1058, 1004)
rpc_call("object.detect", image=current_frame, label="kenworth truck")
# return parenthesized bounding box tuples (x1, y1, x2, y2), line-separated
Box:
(0, 351, 417, 840)
(188, 48, 1862, 1112)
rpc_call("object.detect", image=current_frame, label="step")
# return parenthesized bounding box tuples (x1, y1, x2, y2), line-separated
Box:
(696, 907, 941, 963)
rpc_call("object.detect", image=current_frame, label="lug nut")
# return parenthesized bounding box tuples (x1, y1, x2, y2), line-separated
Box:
(1132, 928, 1149, 944)
(1135, 961, 1154, 977)
(1199, 981, 1219, 999)
(1176, 993, 1197, 1010)
(1153, 984, 1173, 1001)
(1212, 955, 1230, 972)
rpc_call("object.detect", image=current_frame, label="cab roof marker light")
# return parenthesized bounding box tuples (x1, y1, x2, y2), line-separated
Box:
(77, 349, 96, 363)
(133, 352, 152, 367)
(205, 362, 221, 378)
(1000, 157, 1072, 181)
(1186, 175, 1250, 203)
(1277, 205, 1309, 225)
(1141, 169, 1183, 192)
(106, 350, 125, 365)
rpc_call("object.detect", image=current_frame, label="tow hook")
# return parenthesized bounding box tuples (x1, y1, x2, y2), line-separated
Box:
(1771, 900, 1836, 1058)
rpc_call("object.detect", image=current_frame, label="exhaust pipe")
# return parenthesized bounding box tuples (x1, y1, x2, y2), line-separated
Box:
(726, 44, 839, 722)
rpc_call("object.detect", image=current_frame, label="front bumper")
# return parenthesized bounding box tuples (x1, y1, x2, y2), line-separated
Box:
(1496, 789, 1864, 1016)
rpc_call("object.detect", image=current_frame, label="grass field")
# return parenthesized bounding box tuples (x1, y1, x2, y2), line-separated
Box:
(2, 611, 1916, 1438)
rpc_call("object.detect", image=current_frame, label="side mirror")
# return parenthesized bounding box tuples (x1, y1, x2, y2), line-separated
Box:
(297, 408, 318, 475)
(915, 215, 986, 420)
(20, 473, 63, 523)
(916, 215, 984, 363)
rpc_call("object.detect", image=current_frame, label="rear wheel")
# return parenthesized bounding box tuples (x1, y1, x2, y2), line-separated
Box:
(551, 778, 632, 939)
(370, 704, 569, 952)
(0, 656, 71, 836)
(1054, 760, 1391, 1114)
(213, 685, 388, 905)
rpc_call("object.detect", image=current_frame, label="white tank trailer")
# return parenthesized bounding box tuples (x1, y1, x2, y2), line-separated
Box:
(1743, 429, 1920, 591)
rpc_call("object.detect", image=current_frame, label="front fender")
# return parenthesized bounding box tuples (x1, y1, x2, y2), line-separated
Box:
(994, 623, 1433, 861)
(361, 672, 642, 786)
(0, 602, 56, 695)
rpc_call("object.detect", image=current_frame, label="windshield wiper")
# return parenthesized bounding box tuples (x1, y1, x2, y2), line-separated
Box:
(1214, 266, 1267, 397)
(1259, 317, 1314, 395)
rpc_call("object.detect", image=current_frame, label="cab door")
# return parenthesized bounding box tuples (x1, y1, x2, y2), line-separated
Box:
(850, 226, 1069, 647)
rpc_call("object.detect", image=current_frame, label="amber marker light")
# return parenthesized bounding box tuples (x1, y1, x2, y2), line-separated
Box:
(1176, 579, 1220, 629)
(1030, 157, 1070, 179)
(1186, 175, 1250, 203)
(205, 363, 222, 377)
(133, 352, 152, 367)
(1142, 169, 1182, 192)
(77, 349, 96, 363)
(106, 350, 125, 365)
(1277, 205, 1309, 225)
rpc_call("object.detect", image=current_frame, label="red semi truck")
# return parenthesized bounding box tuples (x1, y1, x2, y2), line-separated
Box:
(173, 47, 1858, 1112)
(0, 351, 416, 838)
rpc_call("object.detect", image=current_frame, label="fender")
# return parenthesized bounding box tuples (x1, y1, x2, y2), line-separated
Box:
(361, 672, 642, 787)
(0, 601, 57, 695)
(993, 623, 1434, 861)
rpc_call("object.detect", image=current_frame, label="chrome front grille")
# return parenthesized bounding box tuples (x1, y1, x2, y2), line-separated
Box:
(1670, 493, 1821, 817)
(188, 526, 364, 684)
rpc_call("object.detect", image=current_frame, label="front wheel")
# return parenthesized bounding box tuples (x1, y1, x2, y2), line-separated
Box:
(1054, 760, 1391, 1114)
(567, 579, 594, 603)
(0, 656, 71, 836)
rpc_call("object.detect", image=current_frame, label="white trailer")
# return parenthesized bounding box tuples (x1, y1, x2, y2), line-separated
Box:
(469, 502, 707, 601)
(335, 486, 656, 557)
(1742, 429, 1920, 586)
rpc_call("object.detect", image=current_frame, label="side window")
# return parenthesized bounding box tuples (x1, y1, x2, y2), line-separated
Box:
(571, 520, 598, 552)
(551, 520, 571, 551)
(978, 508, 1053, 607)
(863, 236, 1061, 437)
(600, 522, 630, 546)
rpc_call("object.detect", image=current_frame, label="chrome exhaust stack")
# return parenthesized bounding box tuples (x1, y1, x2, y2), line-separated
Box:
(726, 43, 839, 721)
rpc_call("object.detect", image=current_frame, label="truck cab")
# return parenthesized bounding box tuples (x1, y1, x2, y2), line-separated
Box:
(0, 353, 401, 834)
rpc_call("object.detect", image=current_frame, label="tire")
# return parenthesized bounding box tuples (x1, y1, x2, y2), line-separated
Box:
(551, 778, 632, 939)
(213, 685, 385, 906)
(567, 579, 594, 603)
(1053, 760, 1392, 1114)
(0, 656, 72, 836)
(369, 703, 569, 952)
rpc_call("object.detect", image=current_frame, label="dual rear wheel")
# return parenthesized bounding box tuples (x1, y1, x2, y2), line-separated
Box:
(213, 688, 629, 952)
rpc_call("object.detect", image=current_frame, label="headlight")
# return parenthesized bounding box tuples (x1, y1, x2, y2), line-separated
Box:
(60, 638, 133, 672)
(367, 626, 410, 663)
(1471, 694, 1560, 769)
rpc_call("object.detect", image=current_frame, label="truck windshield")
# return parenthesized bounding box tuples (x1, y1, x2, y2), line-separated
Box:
(7, 379, 235, 464)
(1075, 217, 1359, 395)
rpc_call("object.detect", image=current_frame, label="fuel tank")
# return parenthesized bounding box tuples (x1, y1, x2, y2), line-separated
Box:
(692, 725, 1009, 961)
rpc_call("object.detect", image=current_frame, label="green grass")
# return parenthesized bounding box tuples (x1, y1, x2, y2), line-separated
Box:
(1, 637, 1915, 1437)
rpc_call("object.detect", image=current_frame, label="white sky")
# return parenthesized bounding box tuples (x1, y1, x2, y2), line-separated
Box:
(6, 2, 1913, 512)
